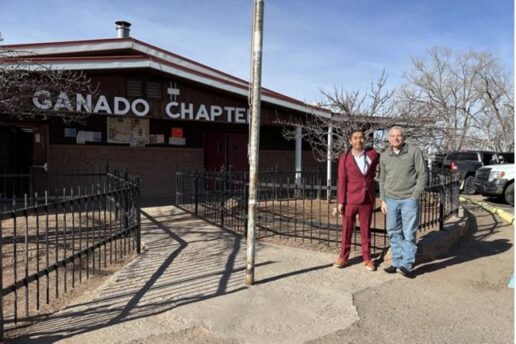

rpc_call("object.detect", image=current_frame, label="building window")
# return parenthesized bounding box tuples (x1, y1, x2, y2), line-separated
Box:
(127, 79, 143, 97)
(146, 81, 162, 100)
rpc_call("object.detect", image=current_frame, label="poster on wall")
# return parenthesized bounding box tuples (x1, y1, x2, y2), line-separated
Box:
(107, 117, 149, 145)
(149, 134, 165, 144)
(169, 127, 186, 145)
(64, 128, 77, 138)
(77, 131, 102, 144)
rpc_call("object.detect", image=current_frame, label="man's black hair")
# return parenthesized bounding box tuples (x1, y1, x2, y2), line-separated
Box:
(349, 129, 365, 138)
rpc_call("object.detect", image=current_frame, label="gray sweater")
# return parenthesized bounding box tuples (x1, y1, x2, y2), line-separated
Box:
(379, 143, 427, 200)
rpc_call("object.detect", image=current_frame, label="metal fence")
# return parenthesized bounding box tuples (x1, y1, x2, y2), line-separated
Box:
(176, 170, 460, 253)
(0, 168, 141, 338)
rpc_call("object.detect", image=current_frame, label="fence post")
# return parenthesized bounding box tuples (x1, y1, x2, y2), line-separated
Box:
(29, 166, 34, 203)
(274, 166, 278, 201)
(175, 172, 180, 205)
(439, 184, 445, 231)
(453, 174, 460, 216)
(220, 173, 225, 227)
(136, 176, 142, 254)
(194, 172, 199, 215)
(123, 170, 129, 236)
(243, 180, 249, 238)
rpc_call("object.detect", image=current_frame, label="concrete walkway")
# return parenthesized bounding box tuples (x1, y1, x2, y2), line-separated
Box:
(10, 204, 513, 343)
(11, 206, 398, 344)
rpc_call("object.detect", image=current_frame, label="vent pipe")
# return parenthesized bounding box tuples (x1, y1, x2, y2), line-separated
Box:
(115, 21, 131, 38)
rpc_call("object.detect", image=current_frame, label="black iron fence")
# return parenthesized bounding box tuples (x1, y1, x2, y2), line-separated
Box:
(176, 170, 460, 253)
(0, 168, 141, 338)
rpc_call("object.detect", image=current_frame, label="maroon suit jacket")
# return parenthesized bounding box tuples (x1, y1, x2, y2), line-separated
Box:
(337, 148, 380, 205)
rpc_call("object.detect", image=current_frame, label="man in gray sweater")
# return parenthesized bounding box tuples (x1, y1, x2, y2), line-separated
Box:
(380, 126, 427, 277)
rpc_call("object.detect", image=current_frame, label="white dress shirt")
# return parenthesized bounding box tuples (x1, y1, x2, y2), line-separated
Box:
(352, 150, 371, 175)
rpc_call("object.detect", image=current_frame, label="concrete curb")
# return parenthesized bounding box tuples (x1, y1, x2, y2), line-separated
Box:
(415, 214, 469, 264)
(383, 210, 469, 265)
(459, 196, 514, 225)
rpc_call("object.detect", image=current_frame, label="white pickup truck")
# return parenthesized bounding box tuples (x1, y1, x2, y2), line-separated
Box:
(474, 164, 514, 205)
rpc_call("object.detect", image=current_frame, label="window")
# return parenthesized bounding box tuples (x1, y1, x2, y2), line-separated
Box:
(455, 152, 478, 161)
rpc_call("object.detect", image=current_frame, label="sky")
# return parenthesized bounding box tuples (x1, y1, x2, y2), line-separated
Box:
(0, 0, 513, 103)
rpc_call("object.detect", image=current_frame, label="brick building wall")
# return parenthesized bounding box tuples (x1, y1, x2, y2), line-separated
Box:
(48, 145, 203, 204)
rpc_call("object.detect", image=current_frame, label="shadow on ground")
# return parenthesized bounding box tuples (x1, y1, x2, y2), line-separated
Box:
(9, 208, 274, 343)
(412, 204, 512, 277)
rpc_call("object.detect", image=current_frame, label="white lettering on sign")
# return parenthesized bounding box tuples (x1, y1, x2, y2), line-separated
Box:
(235, 107, 246, 124)
(33, 90, 52, 110)
(76, 93, 92, 112)
(54, 92, 73, 111)
(225, 107, 235, 122)
(131, 99, 150, 117)
(165, 102, 180, 119)
(93, 95, 112, 114)
(210, 105, 223, 121)
(196, 104, 210, 121)
(32, 90, 249, 123)
(181, 103, 194, 120)
(114, 97, 130, 115)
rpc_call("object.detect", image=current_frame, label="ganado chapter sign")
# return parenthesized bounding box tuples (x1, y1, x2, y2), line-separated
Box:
(32, 89, 251, 124)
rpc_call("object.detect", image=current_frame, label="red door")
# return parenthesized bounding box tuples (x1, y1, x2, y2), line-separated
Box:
(204, 133, 248, 172)
(227, 134, 248, 171)
(204, 132, 227, 171)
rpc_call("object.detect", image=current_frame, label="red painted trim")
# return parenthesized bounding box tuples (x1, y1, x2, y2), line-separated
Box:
(11, 55, 147, 62)
(1, 37, 127, 49)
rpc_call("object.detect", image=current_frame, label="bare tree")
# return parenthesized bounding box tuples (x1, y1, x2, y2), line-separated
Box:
(0, 34, 98, 123)
(399, 47, 513, 153)
(280, 71, 401, 162)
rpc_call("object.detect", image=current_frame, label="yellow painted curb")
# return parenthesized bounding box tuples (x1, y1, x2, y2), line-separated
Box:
(460, 196, 514, 225)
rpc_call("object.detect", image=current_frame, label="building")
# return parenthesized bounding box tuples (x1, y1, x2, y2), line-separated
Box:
(0, 22, 331, 203)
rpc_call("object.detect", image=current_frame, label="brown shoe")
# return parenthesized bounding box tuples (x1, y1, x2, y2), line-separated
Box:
(364, 260, 376, 271)
(334, 258, 347, 268)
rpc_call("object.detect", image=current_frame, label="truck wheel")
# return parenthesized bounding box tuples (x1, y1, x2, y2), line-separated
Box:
(462, 176, 477, 195)
(504, 183, 514, 206)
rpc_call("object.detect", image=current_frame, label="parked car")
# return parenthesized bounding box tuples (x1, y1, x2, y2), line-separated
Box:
(432, 151, 513, 195)
(474, 164, 514, 206)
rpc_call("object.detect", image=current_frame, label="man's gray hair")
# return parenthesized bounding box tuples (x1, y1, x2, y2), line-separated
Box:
(388, 126, 406, 138)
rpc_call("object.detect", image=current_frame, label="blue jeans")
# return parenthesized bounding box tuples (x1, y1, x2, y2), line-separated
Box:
(386, 198, 420, 271)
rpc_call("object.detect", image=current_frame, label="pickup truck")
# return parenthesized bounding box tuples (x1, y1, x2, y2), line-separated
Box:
(432, 151, 513, 195)
(474, 164, 514, 205)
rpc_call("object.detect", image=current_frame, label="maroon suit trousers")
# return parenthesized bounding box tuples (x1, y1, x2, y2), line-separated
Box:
(339, 203, 373, 262)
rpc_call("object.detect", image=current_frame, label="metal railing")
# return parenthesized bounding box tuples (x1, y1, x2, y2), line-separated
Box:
(0, 168, 141, 338)
(176, 170, 460, 253)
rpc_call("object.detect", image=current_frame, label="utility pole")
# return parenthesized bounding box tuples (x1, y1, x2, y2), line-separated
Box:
(245, 0, 264, 286)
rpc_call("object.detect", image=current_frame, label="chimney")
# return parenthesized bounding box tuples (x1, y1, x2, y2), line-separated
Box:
(115, 21, 131, 38)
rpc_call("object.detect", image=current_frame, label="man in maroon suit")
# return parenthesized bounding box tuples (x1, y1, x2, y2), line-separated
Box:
(334, 129, 380, 271)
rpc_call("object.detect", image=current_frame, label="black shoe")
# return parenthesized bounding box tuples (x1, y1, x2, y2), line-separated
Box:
(398, 266, 413, 278)
(383, 265, 397, 274)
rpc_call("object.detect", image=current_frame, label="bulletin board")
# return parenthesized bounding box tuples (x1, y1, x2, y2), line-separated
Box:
(107, 117, 149, 146)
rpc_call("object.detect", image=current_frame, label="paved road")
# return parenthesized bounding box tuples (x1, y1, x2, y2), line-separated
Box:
(10, 204, 513, 344)
(309, 203, 514, 344)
